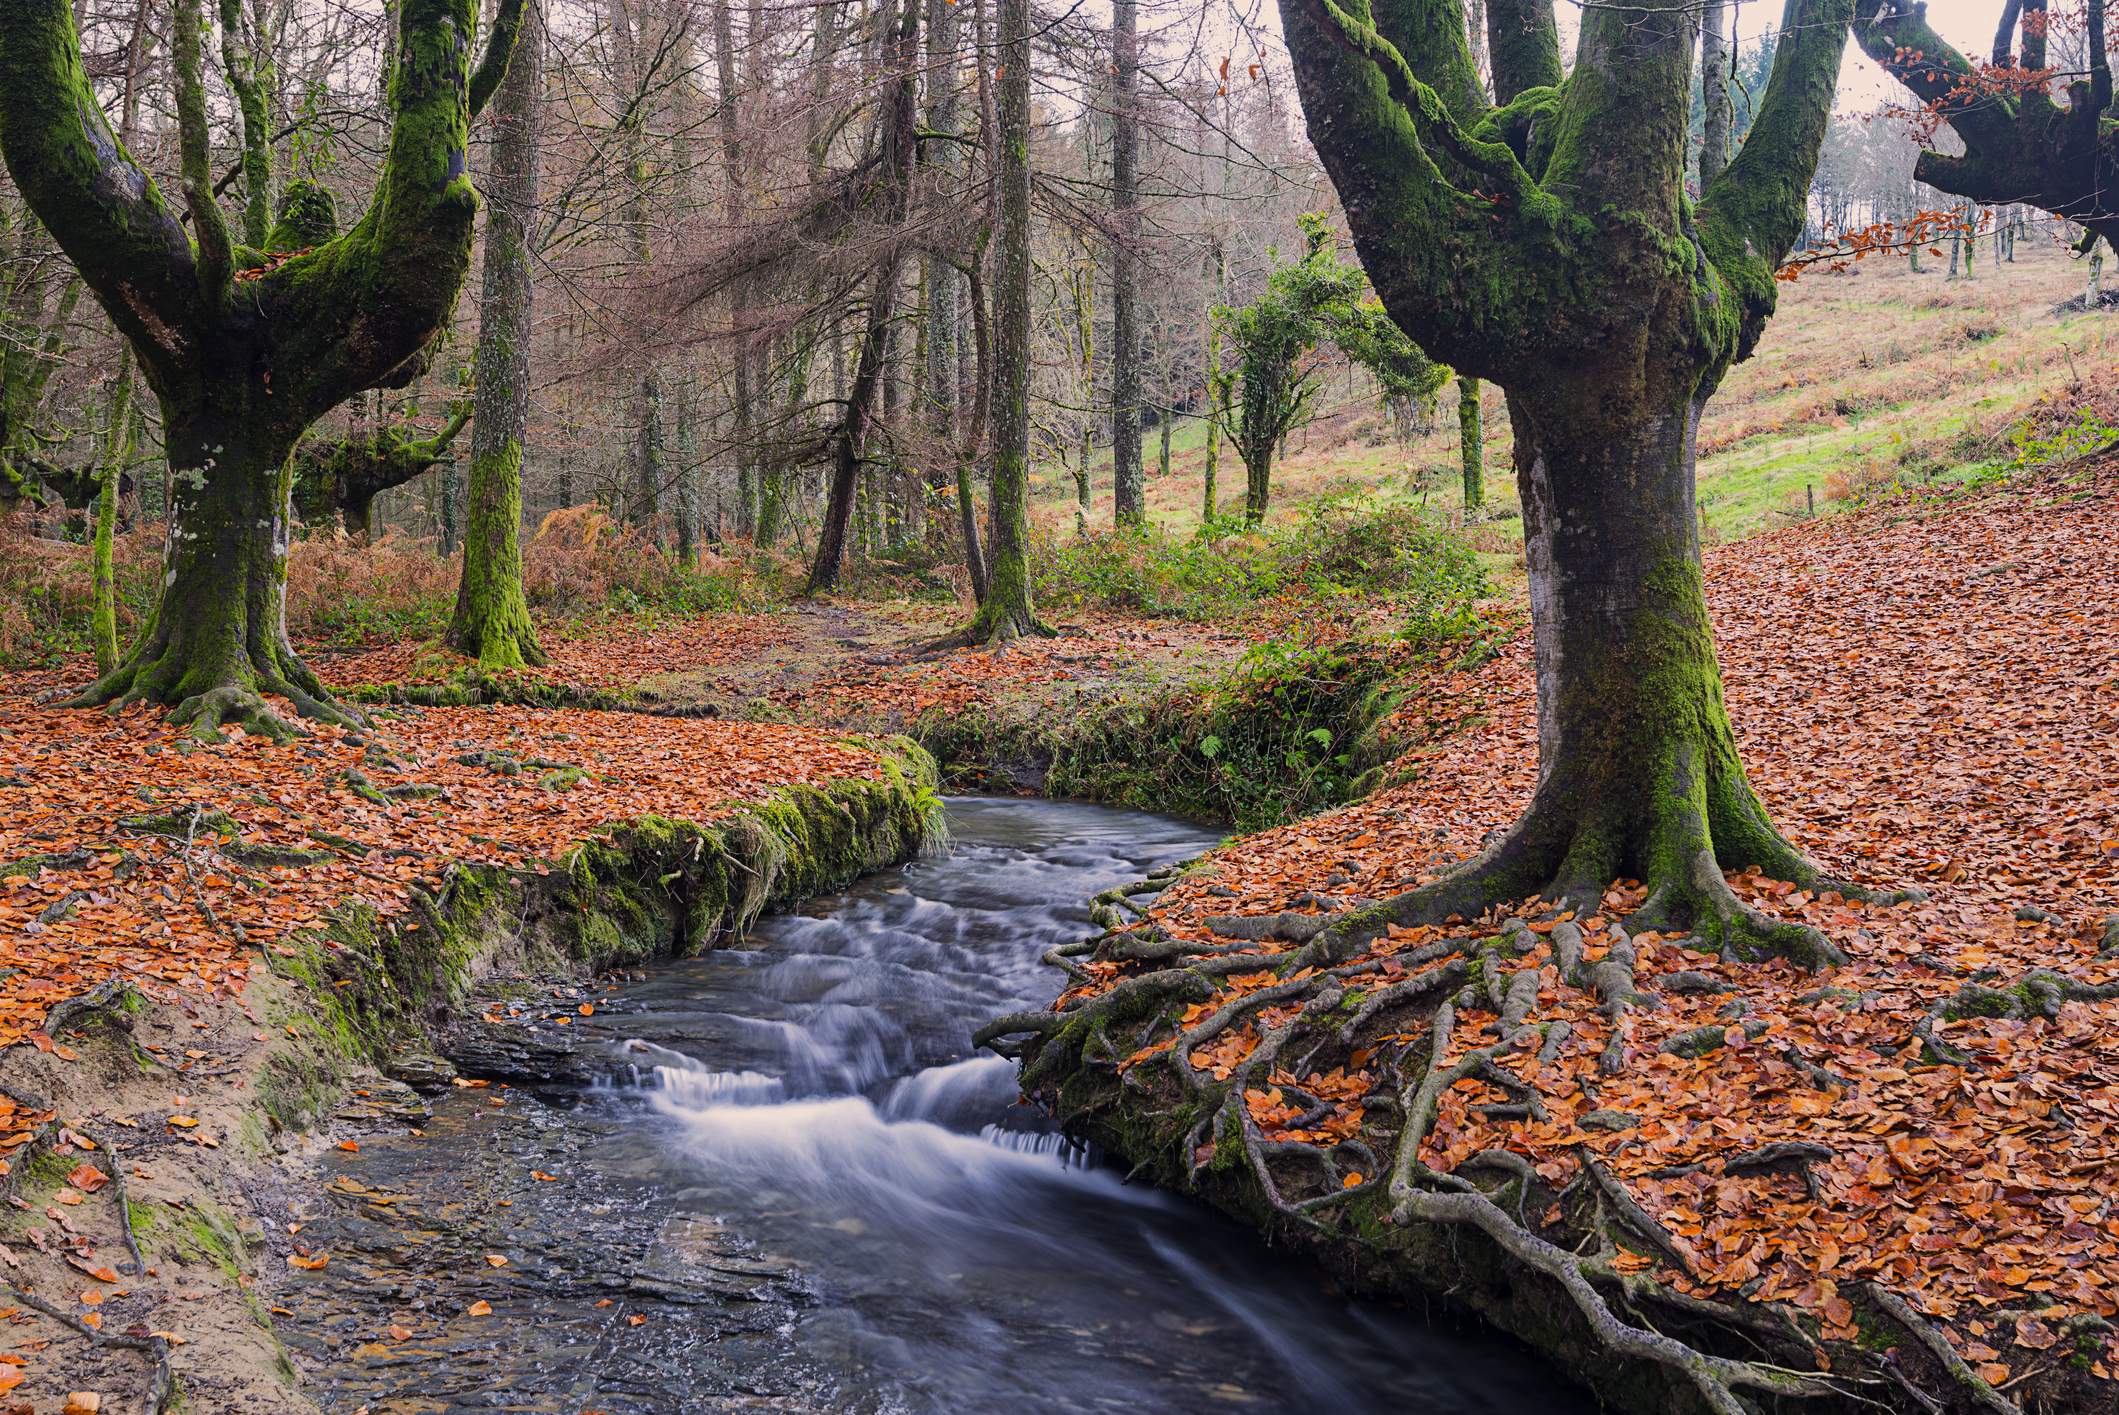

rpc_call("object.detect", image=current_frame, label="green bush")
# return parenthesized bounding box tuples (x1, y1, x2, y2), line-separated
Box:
(1033, 497, 1483, 624)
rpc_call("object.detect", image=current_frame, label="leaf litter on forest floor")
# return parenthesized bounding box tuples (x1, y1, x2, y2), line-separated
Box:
(1076, 458, 2119, 1388)
(0, 695, 889, 1154)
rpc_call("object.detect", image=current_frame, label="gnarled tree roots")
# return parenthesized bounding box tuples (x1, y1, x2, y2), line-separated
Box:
(980, 840, 1991, 1415)
(71, 637, 363, 742)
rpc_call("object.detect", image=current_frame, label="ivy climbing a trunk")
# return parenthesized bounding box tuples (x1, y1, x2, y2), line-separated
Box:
(1455, 375, 1483, 512)
(448, 0, 544, 669)
(0, 0, 524, 737)
(1215, 215, 1446, 525)
(1276, 0, 1882, 960)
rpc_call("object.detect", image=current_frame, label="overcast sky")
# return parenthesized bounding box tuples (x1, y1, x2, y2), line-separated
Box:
(1157, 0, 2018, 120)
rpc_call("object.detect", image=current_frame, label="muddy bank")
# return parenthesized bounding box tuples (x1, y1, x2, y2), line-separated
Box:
(0, 738, 940, 1413)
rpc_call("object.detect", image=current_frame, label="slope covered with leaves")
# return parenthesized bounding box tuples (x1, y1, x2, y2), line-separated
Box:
(1027, 455, 2119, 1403)
(0, 689, 894, 1149)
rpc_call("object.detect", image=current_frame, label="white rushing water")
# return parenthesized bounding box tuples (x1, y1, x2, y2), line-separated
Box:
(592, 797, 1586, 1414)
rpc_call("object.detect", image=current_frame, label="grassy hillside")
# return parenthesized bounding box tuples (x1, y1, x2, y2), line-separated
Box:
(1036, 239, 2115, 557)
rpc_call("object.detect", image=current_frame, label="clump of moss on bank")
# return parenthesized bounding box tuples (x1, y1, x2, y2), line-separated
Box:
(917, 628, 1492, 830)
(266, 736, 941, 1067)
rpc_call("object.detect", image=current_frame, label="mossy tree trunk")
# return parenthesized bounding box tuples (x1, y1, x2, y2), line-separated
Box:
(965, 0, 1045, 643)
(1071, 257, 1095, 535)
(91, 350, 136, 673)
(1456, 374, 1483, 512)
(1698, 0, 1732, 187)
(1278, 0, 1864, 957)
(0, 0, 524, 736)
(448, 0, 543, 669)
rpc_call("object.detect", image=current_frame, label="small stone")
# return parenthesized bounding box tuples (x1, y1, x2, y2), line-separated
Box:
(1579, 1109, 1638, 1132)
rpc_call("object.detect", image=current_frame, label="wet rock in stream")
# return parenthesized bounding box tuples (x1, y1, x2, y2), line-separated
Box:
(272, 1091, 827, 1413)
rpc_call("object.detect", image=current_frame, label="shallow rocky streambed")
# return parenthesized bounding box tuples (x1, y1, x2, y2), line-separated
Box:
(278, 799, 1585, 1413)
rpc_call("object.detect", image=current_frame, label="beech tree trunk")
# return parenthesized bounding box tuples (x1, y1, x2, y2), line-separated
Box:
(100, 406, 331, 732)
(1108, 0, 1144, 527)
(1278, 0, 1862, 958)
(2, 0, 524, 734)
(1503, 389, 1831, 960)
(449, 0, 544, 668)
(966, 0, 1041, 641)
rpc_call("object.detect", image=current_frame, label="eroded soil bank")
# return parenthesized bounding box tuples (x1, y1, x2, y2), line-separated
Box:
(0, 731, 941, 1411)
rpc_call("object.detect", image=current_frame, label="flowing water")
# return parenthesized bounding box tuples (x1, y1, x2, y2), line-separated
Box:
(286, 798, 1584, 1414)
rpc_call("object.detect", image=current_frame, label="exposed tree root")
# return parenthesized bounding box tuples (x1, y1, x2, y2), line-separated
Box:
(71, 633, 364, 742)
(983, 844, 1994, 1415)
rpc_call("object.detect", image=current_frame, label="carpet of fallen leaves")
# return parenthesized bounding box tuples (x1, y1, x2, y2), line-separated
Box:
(1116, 461, 2119, 1380)
(313, 611, 792, 694)
(319, 603, 1258, 724)
(0, 690, 887, 1154)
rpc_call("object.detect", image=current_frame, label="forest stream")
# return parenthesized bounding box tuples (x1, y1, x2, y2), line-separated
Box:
(277, 799, 1588, 1413)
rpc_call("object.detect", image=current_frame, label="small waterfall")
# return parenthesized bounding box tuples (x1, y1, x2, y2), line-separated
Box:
(976, 1124, 1091, 1168)
(653, 1064, 784, 1108)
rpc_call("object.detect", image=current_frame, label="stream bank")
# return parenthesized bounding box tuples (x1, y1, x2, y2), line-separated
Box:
(0, 736, 942, 1413)
(273, 798, 1587, 1413)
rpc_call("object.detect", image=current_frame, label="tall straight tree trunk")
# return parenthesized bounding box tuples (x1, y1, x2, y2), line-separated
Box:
(1698, 0, 1731, 188)
(1072, 259, 1095, 534)
(923, 0, 964, 555)
(956, 254, 990, 599)
(713, 0, 756, 537)
(966, 0, 1041, 641)
(674, 378, 696, 564)
(615, 0, 663, 539)
(449, 0, 545, 667)
(809, 0, 919, 593)
(1107, 0, 1144, 526)
(91, 350, 136, 673)
(1457, 375, 1484, 511)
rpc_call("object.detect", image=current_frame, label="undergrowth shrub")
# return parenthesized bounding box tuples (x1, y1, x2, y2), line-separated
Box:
(1033, 498, 1483, 626)
(0, 517, 159, 666)
(0, 503, 764, 667)
(923, 611, 1501, 830)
